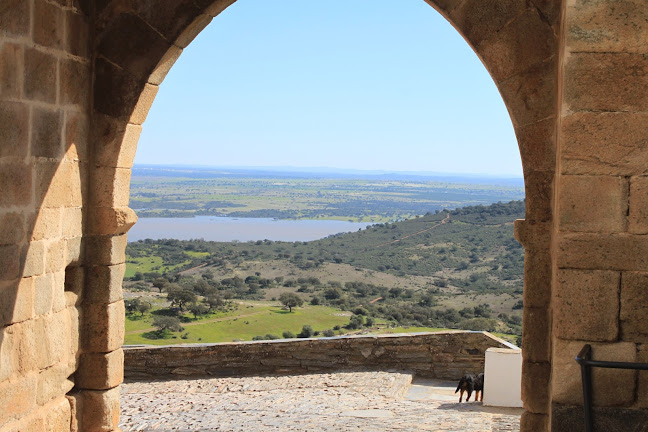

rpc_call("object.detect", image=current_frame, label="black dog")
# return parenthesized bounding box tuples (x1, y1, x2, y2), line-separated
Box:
(455, 373, 484, 402)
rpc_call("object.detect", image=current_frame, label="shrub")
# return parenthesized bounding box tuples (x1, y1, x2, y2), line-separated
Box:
(322, 329, 335, 337)
(298, 325, 314, 338)
(282, 331, 295, 339)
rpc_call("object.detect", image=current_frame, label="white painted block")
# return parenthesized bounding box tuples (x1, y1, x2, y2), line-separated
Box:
(483, 347, 523, 407)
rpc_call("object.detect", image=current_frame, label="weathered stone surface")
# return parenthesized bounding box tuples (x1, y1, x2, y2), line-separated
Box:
(201, 0, 237, 18)
(523, 169, 554, 223)
(65, 9, 89, 58)
(564, 52, 648, 112)
(0, 277, 34, 326)
(85, 264, 125, 305)
(558, 175, 626, 233)
(91, 167, 132, 208)
(477, 7, 555, 82)
(60, 58, 90, 107)
(629, 176, 648, 234)
(149, 45, 182, 85)
(84, 300, 125, 353)
(522, 361, 550, 414)
(130, 83, 158, 125)
(552, 339, 636, 406)
(0, 245, 20, 281)
(516, 117, 556, 174)
(620, 272, 648, 342)
(35, 310, 70, 370)
(24, 47, 57, 103)
(32, 107, 64, 160)
(174, 13, 212, 48)
(552, 403, 648, 432)
(85, 234, 127, 266)
(567, 0, 648, 53)
(34, 273, 53, 316)
(0, 0, 30, 37)
(78, 349, 124, 390)
(64, 111, 90, 163)
(94, 57, 147, 119)
(37, 363, 73, 405)
(637, 344, 648, 408)
(0, 373, 36, 427)
(80, 387, 121, 432)
(33, 0, 64, 50)
(447, 0, 527, 47)
(561, 112, 648, 176)
(133, 0, 202, 44)
(520, 411, 547, 432)
(35, 161, 84, 208)
(0, 101, 28, 158)
(0, 212, 24, 245)
(124, 332, 510, 380)
(554, 269, 619, 341)
(558, 232, 648, 271)
(43, 397, 72, 432)
(522, 307, 550, 363)
(0, 162, 31, 207)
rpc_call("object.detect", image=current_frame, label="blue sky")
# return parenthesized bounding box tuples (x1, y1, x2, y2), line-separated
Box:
(135, 0, 522, 177)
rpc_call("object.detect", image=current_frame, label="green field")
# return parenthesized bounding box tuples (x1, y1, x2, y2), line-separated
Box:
(124, 302, 354, 345)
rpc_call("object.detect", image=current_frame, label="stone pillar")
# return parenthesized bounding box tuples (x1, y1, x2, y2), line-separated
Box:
(551, 0, 648, 429)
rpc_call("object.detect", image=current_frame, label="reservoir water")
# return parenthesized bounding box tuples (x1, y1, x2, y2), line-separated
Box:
(127, 216, 372, 242)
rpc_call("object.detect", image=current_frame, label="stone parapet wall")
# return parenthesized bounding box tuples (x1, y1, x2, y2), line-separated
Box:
(123, 332, 513, 381)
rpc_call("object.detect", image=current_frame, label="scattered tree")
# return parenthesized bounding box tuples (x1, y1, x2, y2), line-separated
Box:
(279, 292, 303, 312)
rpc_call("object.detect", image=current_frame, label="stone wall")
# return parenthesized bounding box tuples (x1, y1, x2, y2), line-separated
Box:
(123, 332, 512, 381)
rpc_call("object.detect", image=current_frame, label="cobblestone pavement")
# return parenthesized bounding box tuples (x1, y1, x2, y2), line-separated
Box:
(120, 371, 522, 432)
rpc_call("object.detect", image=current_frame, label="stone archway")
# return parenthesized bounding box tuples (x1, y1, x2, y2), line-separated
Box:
(88, 1, 558, 431)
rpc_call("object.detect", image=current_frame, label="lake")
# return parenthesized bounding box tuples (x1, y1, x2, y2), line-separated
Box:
(127, 216, 373, 242)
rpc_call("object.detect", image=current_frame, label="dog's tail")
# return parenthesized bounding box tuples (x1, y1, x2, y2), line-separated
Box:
(455, 378, 465, 393)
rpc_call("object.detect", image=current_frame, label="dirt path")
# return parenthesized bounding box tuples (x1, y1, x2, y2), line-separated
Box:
(177, 263, 208, 275)
(375, 213, 450, 248)
(125, 309, 269, 335)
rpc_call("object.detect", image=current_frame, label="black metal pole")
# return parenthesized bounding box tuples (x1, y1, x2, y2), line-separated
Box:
(577, 345, 594, 432)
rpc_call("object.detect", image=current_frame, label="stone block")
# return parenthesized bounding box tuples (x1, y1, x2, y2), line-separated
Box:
(62, 207, 83, 238)
(447, 0, 526, 47)
(24, 47, 57, 103)
(0, 0, 30, 37)
(514, 219, 551, 250)
(0, 373, 36, 427)
(520, 411, 547, 432)
(51, 270, 67, 313)
(33, 107, 64, 159)
(35, 160, 84, 208)
(0, 277, 34, 326)
(93, 57, 146, 119)
(35, 310, 70, 369)
(77, 349, 124, 390)
(60, 58, 90, 106)
(67, 304, 82, 365)
(46, 239, 66, 273)
(516, 117, 556, 174)
(130, 83, 159, 125)
(552, 339, 636, 406)
(64, 111, 90, 163)
(620, 272, 648, 342)
(34, 273, 53, 316)
(564, 53, 648, 112)
(554, 269, 620, 341)
(522, 307, 550, 363)
(84, 300, 125, 353)
(66, 236, 83, 265)
(499, 59, 557, 128)
(0, 244, 20, 280)
(175, 13, 212, 48)
(85, 234, 128, 266)
(90, 206, 137, 236)
(7, 318, 39, 374)
(0, 326, 15, 381)
(558, 232, 648, 271)
(91, 166, 132, 208)
(133, 0, 202, 43)
(561, 112, 648, 176)
(31, 207, 62, 241)
(66, 10, 90, 58)
(0, 211, 24, 245)
(202, 0, 237, 18)
(85, 264, 125, 305)
(97, 12, 171, 80)
(522, 360, 550, 414)
(33, 0, 65, 50)
(522, 248, 552, 308)
(149, 45, 182, 85)
(477, 7, 555, 82)
(629, 176, 648, 234)
(0, 100, 28, 159)
(0, 162, 31, 207)
(567, 0, 648, 53)
(37, 363, 74, 405)
(94, 121, 141, 168)
(523, 170, 554, 223)
(79, 387, 120, 432)
(43, 396, 72, 432)
(558, 175, 626, 233)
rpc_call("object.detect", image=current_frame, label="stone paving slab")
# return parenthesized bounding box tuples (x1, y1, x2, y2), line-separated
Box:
(120, 371, 521, 431)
